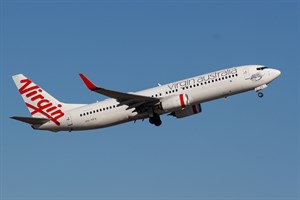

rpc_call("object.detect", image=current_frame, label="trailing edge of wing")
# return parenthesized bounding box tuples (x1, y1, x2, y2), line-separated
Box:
(79, 73, 159, 103)
(11, 116, 50, 125)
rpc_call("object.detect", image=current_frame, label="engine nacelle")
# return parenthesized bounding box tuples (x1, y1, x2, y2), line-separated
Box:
(171, 104, 202, 118)
(161, 94, 190, 112)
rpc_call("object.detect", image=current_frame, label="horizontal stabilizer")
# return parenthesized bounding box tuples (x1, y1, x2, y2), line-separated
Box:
(10, 116, 50, 125)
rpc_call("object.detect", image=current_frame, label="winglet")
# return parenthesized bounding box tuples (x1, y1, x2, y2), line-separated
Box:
(79, 73, 98, 90)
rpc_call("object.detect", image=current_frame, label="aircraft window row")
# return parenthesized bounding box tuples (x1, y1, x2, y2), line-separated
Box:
(79, 105, 117, 117)
(151, 93, 162, 97)
(182, 74, 238, 90)
(151, 89, 179, 98)
(165, 89, 178, 95)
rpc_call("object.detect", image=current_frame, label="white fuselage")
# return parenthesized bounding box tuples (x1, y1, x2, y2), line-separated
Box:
(34, 65, 280, 132)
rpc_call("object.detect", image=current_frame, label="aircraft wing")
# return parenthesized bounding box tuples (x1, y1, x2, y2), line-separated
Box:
(79, 74, 159, 111)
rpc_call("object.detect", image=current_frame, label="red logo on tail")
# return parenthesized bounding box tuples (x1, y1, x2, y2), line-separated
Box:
(19, 79, 65, 126)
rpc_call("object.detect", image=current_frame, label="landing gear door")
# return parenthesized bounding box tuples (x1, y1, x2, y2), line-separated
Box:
(66, 115, 73, 126)
(243, 68, 250, 80)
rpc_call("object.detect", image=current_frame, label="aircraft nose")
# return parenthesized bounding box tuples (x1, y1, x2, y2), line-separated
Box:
(273, 69, 281, 78)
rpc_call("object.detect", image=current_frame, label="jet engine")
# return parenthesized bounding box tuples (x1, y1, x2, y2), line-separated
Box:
(170, 104, 202, 118)
(160, 94, 190, 112)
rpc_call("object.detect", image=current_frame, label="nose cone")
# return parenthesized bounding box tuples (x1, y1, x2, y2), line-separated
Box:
(273, 69, 281, 78)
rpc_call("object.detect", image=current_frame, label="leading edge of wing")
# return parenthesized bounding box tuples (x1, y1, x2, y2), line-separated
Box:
(79, 73, 159, 103)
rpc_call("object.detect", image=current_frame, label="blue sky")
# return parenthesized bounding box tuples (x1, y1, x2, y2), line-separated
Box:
(1, 0, 299, 200)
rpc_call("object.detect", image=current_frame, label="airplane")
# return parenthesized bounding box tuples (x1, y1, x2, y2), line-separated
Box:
(11, 65, 281, 132)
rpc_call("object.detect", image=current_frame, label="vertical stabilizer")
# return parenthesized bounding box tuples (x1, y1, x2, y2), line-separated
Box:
(12, 74, 84, 126)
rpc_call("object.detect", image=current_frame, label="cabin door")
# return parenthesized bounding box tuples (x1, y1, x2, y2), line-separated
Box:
(243, 68, 251, 80)
(66, 115, 73, 126)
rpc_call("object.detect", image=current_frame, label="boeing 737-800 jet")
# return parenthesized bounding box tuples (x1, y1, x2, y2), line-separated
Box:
(11, 65, 280, 132)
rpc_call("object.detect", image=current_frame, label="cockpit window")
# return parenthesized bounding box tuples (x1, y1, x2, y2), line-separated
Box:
(256, 67, 268, 70)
